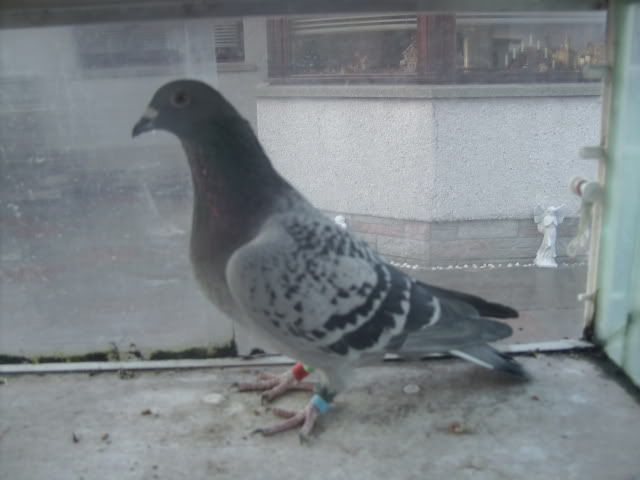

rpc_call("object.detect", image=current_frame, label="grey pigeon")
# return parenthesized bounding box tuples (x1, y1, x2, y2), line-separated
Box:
(132, 80, 527, 438)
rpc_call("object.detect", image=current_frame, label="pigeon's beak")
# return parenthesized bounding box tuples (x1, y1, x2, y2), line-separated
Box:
(132, 107, 159, 138)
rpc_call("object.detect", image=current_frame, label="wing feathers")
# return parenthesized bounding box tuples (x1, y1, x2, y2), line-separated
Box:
(227, 211, 521, 370)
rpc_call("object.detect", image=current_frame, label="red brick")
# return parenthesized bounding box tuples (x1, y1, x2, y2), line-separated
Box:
(404, 222, 430, 240)
(350, 221, 405, 238)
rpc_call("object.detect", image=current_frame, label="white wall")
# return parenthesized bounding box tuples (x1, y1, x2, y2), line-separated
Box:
(257, 90, 601, 221)
(432, 96, 600, 220)
(258, 97, 437, 219)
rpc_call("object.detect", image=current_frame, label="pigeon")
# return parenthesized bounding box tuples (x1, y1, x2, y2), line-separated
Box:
(132, 79, 528, 438)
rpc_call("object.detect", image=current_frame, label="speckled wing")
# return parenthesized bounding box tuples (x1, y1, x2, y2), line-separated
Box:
(225, 212, 422, 360)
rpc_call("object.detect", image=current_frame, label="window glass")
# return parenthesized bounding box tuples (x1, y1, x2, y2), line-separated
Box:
(0, 11, 602, 358)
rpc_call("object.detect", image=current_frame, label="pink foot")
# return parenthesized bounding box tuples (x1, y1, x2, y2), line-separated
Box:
(234, 370, 315, 403)
(252, 401, 320, 440)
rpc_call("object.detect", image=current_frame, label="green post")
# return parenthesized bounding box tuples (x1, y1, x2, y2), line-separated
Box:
(596, 0, 640, 386)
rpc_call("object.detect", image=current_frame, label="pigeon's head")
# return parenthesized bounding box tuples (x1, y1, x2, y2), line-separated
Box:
(132, 79, 237, 139)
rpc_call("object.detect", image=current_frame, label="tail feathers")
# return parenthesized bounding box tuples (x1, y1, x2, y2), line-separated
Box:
(450, 344, 529, 379)
(423, 283, 518, 319)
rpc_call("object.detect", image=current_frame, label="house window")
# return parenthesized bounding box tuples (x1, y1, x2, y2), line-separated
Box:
(214, 20, 245, 63)
(267, 12, 605, 84)
(73, 20, 245, 73)
(73, 23, 184, 72)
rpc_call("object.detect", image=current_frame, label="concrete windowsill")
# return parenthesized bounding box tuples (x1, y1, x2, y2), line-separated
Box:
(3, 353, 640, 480)
(217, 62, 258, 73)
(256, 82, 602, 99)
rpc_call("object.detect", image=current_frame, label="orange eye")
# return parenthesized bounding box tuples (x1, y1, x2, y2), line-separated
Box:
(170, 91, 191, 108)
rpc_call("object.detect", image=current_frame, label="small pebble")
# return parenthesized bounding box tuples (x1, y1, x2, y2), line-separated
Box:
(449, 422, 463, 433)
(403, 384, 420, 395)
(202, 393, 225, 405)
(118, 370, 135, 380)
(448, 421, 471, 434)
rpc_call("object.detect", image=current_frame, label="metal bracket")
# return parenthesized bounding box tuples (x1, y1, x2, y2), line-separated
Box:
(578, 290, 597, 303)
(580, 145, 607, 161)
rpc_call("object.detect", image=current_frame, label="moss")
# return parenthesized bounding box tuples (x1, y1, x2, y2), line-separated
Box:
(0, 354, 32, 364)
(37, 355, 69, 364)
(150, 347, 209, 360)
(0, 351, 111, 365)
(1, 342, 236, 365)
(36, 351, 110, 364)
(69, 352, 109, 362)
(149, 341, 237, 361)
(212, 340, 238, 358)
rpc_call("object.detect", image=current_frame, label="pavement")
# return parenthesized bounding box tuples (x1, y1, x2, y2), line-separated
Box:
(1, 351, 639, 480)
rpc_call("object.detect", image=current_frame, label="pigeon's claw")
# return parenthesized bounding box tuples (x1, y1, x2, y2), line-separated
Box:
(235, 369, 315, 402)
(252, 402, 320, 439)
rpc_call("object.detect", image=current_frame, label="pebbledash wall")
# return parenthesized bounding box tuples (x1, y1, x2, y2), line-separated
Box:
(256, 84, 601, 266)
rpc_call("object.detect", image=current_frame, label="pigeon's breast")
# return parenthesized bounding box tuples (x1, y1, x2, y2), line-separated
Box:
(188, 200, 247, 317)
(190, 243, 237, 316)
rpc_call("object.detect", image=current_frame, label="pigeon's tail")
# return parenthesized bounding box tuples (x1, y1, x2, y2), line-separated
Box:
(450, 344, 530, 379)
(422, 283, 518, 319)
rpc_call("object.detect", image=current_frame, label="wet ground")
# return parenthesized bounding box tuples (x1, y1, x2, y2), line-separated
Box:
(412, 265, 587, 344)
(1, 167, 587, 358)
(0, 259, 587, 358)
(0, 189, 588, 357)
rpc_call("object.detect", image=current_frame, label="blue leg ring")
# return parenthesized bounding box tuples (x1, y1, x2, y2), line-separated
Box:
(310, 394, 331, 414)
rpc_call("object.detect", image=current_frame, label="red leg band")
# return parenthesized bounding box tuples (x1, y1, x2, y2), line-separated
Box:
(291, 362, 309, 381)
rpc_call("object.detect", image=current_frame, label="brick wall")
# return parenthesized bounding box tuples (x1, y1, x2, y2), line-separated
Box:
(325, 211, 583, 267)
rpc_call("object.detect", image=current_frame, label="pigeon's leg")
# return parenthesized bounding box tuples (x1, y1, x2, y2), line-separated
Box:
(253, 387, 335, 440)
(235, 362, 315, 402)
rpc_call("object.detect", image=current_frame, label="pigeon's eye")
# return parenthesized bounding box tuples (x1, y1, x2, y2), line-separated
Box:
(170, 91, 191, 108)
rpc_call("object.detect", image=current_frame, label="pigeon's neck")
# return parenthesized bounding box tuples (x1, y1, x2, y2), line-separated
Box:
(181, 119, 289, 229)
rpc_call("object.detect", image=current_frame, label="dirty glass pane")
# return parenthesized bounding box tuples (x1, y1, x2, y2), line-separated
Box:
(0, 20, 234, 360)
(0, 11, 602, 360)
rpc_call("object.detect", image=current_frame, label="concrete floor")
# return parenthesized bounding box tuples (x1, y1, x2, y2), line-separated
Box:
(1, 352, 639, 480)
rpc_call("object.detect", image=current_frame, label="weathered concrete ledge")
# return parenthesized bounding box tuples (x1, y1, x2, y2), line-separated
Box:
(1, 352, 638, 480)
(0, 341, 595, 375)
